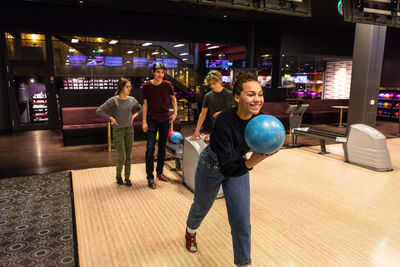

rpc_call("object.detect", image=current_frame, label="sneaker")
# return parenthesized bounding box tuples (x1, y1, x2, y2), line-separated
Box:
(116, 177, 123, 185)
(185, 230, 198, 253)
(156, 173, 168, 182)
(124, 179, 132, 186)
(148, 179, 156, 189)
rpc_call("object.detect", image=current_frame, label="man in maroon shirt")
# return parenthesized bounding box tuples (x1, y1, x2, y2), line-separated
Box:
(142, 62, 178, 189)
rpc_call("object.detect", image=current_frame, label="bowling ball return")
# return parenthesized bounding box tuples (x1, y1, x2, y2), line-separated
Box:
(292, 124, 392, 172)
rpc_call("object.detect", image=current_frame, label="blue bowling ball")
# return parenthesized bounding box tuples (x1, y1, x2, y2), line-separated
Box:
(244, 115, 285, 154)
(170, 131, 183, 144)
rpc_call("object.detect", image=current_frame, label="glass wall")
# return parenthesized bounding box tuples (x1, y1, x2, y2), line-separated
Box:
(5, 33, 52, 128)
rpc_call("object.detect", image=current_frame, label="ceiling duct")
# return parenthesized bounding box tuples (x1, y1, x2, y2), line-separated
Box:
(168, 0, 312, 17)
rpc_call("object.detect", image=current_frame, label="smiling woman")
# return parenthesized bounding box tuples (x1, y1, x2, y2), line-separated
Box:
(184, 71, 280, 267)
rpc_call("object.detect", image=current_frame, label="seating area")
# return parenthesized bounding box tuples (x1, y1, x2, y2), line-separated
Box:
(302, 99, 349, 124)
(261, 99, 349, 128)
(61, 107, 181, 146)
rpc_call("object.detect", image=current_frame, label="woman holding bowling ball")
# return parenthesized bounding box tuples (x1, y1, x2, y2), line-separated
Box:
(184, 71, 279, 266)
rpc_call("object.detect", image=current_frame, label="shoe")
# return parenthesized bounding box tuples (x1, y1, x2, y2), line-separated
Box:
(185, 230, 198, 253)
(156, 173, 168, 182)
(116, 177, 123, 185)
(148, 179, 156, 189)
(124, 179, 132, 186)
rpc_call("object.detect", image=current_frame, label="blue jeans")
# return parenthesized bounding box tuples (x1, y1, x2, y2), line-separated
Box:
(186, 146, 251, 266)
(145, 119, 170, 179)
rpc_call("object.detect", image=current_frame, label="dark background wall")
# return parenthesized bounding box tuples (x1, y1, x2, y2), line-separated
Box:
(2, 1, 400, 130)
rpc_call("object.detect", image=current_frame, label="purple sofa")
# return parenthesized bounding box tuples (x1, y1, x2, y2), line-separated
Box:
(261, 102, 290, 128)
(302, 99, 349, 124)
(61, 107, 182, 146)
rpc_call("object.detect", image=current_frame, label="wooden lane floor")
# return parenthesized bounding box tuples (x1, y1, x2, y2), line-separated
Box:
(72, 138, 400, 267)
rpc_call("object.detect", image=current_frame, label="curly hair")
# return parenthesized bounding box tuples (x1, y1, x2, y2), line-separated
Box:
(115, 77, 130, 96)
(232, 71, 258, 96)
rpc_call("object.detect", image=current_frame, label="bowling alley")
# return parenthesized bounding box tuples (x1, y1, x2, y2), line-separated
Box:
(1, 1, 400, 266)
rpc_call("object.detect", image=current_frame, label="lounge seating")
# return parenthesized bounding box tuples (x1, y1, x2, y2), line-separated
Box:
(302, 99, 349, 124)
(61, 107, 181, 146)
(261, 102, 290, 129)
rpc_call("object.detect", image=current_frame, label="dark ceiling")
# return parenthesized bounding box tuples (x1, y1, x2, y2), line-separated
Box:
(21, 0, 353, 29)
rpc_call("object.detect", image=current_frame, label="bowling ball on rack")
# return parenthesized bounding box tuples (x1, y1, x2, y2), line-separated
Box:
(394, 112, 399, 117)
(170, 131, 183, 144)
(383, 102, 389, 107)
(377, 110, 383, 115)
(384, 93, 390, 98)
(395, 103, 399, 108)
(244, 115, 285, 155)
(396, 94, 400, 99)
(379, 93, 385, 98)
(378, 102, 383, 107)
(168, 130, 175, 141)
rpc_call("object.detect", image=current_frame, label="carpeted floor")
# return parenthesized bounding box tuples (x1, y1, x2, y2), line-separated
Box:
(0, 172, 77, 267)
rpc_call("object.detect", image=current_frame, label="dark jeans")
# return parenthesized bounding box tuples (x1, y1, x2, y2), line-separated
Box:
(113, 126, 134, 180)
(186, 146, 251, 266)
(145, 119, 170, 179)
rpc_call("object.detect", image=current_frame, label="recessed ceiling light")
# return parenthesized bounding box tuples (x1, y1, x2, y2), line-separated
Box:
(205, 43, 211, 46)
(127, 51, 134, 54)
(79, 0, 84, 4)
(173, 44, 185, 47)
(152, 51, 159, 55)
(142, 42, 152, 46)
(71, 38, 79, 43)
(68, 48, 75, 52)
(223, 15, 227, 18)
(179, 52, 188, 56)
(207, 46, 219, 50)
(182, 58, 188, 61)
(109, 40, 118, 44)
(205, 53, 212, 56)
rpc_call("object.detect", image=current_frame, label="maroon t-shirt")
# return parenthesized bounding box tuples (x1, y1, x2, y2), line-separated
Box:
(142, 80, 175, 122)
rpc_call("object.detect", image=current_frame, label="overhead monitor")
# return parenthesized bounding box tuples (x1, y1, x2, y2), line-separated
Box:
(69, 56, 86, 66)
(163, 59, 178, 68)
(343, 0, 400, 28)
(133, 57, 148, 67)
(168, 0, 311, 17)
(87, 56, 104, 66)
(105, 57, 122, 66)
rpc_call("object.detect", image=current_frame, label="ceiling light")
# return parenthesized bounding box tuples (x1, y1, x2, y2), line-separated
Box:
(71, 38, 79, 43)
(142, 42, 152, 46)
(182, 58, 188, 61)
(152, 51, 159, 55)
(205, 43, 211, 46)
(207, 46, 219, 50)
(68, 48, 75, 52)
(223, 15, 227, 18)
(109, 40, 118, 44)
(127, 50, 134, 54)
(205, 53, 212, 56)
(79, 0, 84, 3)
(179, 52, 189, 56)
(174, 44, 185, 47)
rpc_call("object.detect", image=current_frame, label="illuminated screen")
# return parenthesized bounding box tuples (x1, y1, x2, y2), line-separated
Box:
(105, 57, 122, 66)
(163, 59, 178, 68)
(221, 76, 231, 83)
(87, 56, 104, 66)
(206, 59, 230, 69)
(133, 57, 148, 67)
(69, 56, 86, 66)
(294, 76, 308, 83)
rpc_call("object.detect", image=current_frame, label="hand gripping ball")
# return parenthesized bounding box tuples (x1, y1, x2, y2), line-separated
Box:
(244, 115, 285, 154)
